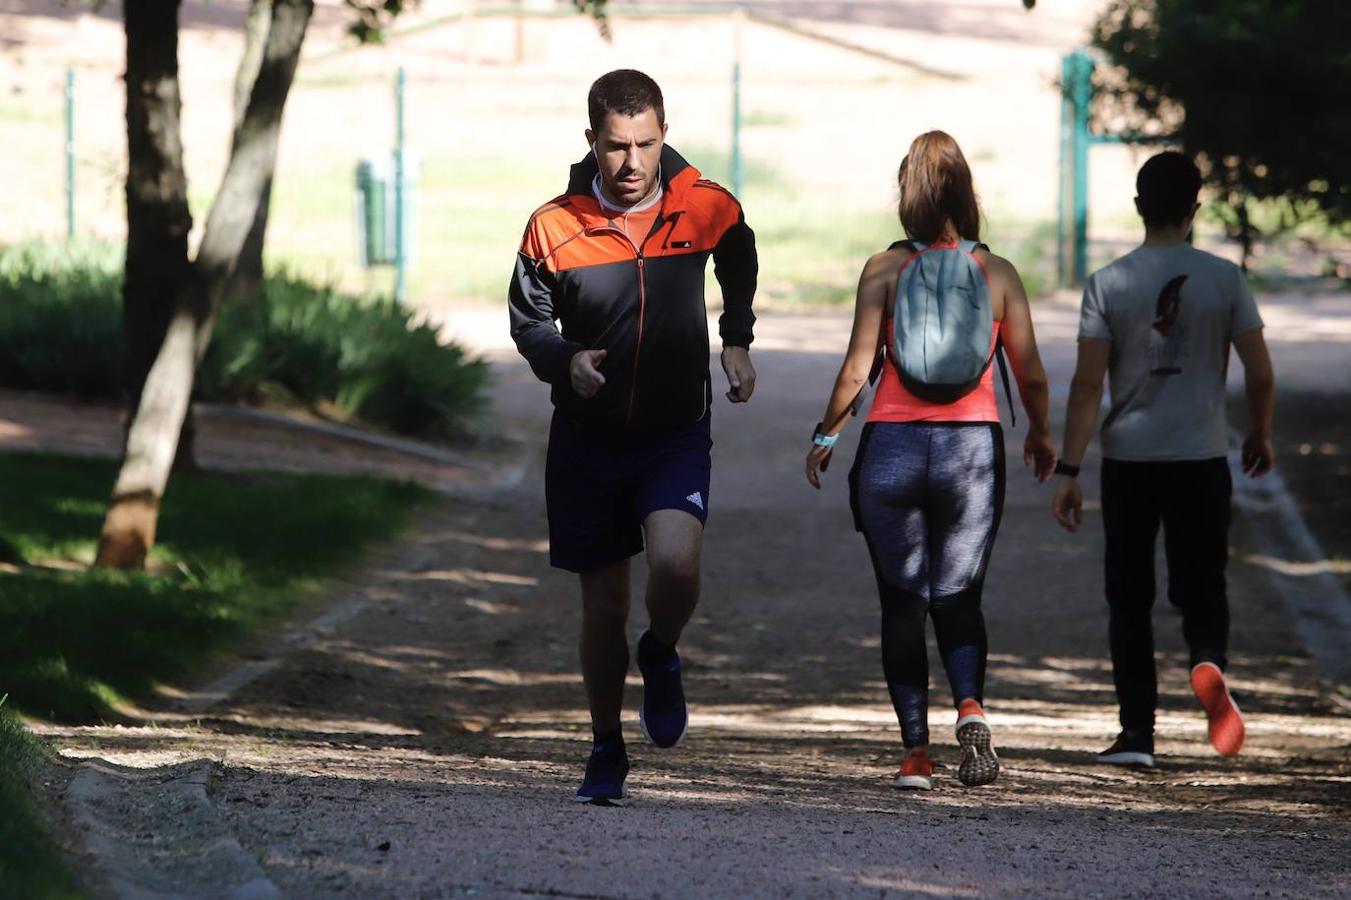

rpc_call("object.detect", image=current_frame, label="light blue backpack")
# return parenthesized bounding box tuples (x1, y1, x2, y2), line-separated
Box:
(889, 239, 1011, 415)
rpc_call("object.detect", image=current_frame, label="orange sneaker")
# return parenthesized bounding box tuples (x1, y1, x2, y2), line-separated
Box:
(891, 748, 934, 791)
(955, 699, 999, 786)
(1191, 662, 1245, 757)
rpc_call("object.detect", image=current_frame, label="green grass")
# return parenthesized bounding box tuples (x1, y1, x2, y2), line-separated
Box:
(0, 451, 431, 722)
(986, 217, 1060, 302)
(0, 700, 81, 898)
(743, 109, 797, 128)
(0, 101, 59, 125)
(263, 152, 561, 302)
(248, 146, 1064, 309)
(255, 145, 903, 306)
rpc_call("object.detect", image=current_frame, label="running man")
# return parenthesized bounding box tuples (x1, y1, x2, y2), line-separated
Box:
(509, 70, 758, 805)
(1052, 151, 1276, 767)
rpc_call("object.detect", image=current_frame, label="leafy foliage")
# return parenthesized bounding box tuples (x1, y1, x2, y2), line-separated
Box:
(0, 243, 488, 441)
(344, 0, 415, 43)
(570, 0, 611, 40)
(1091, 1, 1350, 246)
(345, 0, 612, 42)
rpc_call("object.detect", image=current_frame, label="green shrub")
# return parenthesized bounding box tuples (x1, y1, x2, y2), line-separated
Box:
(0, 242, 487, 440)
(0, 240, 124, 398)
(336, 321, 487, 441)
(203, 272, 488, 439)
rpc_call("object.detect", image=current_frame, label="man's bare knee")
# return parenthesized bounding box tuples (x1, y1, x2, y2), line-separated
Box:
(643, 510, 702, 589)
(581, 564, 631, 625)
(647, 550, 700, 592)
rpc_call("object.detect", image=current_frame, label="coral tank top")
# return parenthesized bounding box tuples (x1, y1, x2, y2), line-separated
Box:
(867, 319, 1002, 424)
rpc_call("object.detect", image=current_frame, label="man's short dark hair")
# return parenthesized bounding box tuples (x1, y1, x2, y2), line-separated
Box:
(588, 69, 665, 133)
(1136, 151, 1202, 228)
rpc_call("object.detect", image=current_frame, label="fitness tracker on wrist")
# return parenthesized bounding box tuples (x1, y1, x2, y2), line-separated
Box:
(811, 422, 839, 449)
(1054, 460, 1081, 478)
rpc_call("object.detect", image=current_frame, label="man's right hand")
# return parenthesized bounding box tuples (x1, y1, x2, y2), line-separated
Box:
(569, 349, 607, 399)
(1052, 476, 1084, 533)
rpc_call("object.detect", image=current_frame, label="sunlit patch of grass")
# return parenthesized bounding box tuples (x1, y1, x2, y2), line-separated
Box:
(0, 451, 431, 722)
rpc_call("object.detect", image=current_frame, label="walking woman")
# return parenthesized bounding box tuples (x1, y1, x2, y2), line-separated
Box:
(805, 131, 1056, 789)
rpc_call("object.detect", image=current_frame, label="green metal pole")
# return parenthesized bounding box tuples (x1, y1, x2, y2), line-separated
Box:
(394, 66, 406, 304)
(1070, 49, 1093, 286)
(1057, 53, 1070, 287)
(65, 67, 75, 239)
(730, 13, 743, 198)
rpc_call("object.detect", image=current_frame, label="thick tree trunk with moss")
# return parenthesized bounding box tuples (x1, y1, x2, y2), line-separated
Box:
(97, 0, 315, 570)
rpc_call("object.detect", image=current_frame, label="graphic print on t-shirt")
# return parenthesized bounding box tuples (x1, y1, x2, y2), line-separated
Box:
(1148, 274, 1189, 376)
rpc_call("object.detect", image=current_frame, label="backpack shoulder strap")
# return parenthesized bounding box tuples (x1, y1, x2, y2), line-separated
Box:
(994, 334, 1017, 428)
(958, 239, 988, 254)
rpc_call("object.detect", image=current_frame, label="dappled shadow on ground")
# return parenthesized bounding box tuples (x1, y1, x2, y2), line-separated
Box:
(35, 328, 1351, 896)
(49, 494, 1348, 825)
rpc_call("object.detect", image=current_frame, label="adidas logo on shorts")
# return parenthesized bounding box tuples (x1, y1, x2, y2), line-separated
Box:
(686, 492, 704, 511)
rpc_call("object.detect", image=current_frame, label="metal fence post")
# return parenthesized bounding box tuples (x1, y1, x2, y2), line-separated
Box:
(1057, 54, 1071, 287)
(1070, 49, 1093, 287)
(394, 66, 407, 305)
(1057, 49, 1094, 287)
(65, 67, 75, 239)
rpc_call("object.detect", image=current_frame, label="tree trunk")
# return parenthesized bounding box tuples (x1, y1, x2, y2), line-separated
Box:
(97, 0, 315, 570)
(121, 1, 191, 442)
(230, 0, 275, 308)
(1236, 195, 1254, 273)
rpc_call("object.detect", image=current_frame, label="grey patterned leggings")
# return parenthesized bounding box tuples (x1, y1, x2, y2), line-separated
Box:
(848, 422, 1006, 748)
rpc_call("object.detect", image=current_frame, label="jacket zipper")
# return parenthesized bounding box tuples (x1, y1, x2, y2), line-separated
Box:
(588, 212, 673, 429)
(628, 254, 647, 428)
(582, 221, 647, 429)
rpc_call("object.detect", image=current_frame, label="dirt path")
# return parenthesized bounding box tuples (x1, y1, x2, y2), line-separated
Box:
(28, 303, 1351, 898)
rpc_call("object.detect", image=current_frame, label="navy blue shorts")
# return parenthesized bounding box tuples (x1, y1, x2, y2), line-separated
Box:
(545, 409, 712, 573)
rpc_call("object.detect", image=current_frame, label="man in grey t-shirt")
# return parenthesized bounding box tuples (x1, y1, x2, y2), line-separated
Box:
(1051, 152, 1276, 768)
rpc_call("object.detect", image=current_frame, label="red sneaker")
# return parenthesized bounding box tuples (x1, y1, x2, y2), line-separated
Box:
(891, 748, 933, 790)
(1191, 662, 1245, 757)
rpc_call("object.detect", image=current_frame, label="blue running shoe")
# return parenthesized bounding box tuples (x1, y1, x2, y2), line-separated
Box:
(637, 630, 688, 748)
(575, 739, 629, 806)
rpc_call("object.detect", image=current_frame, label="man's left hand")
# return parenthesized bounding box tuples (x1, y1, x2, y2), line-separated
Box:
(721, 346, 756, 403)
(1241, 430, 1275, 478)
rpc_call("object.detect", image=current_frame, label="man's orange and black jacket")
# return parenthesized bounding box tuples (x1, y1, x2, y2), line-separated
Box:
(509, 146, 757, 436)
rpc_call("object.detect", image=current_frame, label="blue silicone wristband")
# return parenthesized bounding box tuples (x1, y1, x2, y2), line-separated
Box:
(812, 430, 839, 449)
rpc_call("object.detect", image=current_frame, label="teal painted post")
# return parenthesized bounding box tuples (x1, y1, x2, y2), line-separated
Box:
(1057, 53, 1071, 286)
(65, 67, 75, 239)
(1069, 49, 1093, 286)
(394, 66, 407, 304)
